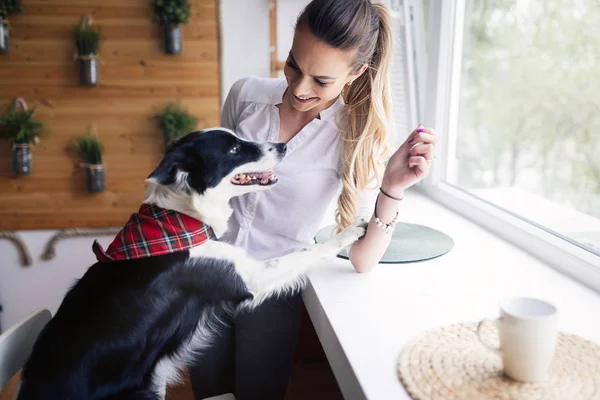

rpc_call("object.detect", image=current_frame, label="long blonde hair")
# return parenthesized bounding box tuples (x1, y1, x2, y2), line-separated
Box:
(297, 0, 394, 231)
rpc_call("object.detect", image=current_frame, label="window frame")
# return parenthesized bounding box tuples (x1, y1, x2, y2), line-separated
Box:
(411, 0, 600, 292)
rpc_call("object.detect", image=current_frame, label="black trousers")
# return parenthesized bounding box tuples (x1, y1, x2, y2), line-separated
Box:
(189, 293, 303, 400)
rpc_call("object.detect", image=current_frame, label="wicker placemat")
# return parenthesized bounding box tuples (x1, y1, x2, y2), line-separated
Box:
(398, 322, 600, 400)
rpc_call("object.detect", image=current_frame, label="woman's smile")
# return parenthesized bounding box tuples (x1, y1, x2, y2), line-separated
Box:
(292, 93, 317, 104)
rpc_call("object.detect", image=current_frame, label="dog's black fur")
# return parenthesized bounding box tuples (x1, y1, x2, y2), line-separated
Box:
(16, 129, 364, 400)
(18, 253, 250, 400)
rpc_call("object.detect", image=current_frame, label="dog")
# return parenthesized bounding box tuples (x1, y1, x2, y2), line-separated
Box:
(17, 128, 367, 400)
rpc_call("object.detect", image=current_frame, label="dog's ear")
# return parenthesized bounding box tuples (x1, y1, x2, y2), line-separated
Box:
(146, 151, 209, 194)
(146, 153, 179, 186)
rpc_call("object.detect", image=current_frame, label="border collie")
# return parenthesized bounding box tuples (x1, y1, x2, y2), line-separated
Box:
(17, 128, 366, 400)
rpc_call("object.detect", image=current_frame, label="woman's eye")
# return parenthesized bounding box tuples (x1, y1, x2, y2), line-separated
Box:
(286, 61, 299, 71)
(315, 79, 328, 88)
(229, 144, 241, 154)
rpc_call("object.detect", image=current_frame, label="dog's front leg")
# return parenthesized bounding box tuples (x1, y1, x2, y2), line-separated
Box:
(188, 219, 366, 308)
(245, 218, 367, 306)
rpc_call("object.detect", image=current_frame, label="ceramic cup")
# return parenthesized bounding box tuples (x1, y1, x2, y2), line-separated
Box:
(477, 297, 558, 382)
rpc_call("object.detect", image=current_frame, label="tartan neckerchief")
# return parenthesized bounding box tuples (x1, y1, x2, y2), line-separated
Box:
(92, 203, 216, 262)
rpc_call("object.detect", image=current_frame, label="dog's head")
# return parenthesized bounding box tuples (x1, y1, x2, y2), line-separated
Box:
(146, 128, 287, 199)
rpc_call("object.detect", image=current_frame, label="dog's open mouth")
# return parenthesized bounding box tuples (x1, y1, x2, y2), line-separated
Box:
(231, 171, 278, 186)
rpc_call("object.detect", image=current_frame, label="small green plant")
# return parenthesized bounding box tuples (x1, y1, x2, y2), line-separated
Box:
(73, 18, 100, 56)
(73, 134, 104, 165)
(155, 102, 198, 142)
(0, 102, 47, 145)
(0, 0, 23, 20)
(151, 0, 191, 26)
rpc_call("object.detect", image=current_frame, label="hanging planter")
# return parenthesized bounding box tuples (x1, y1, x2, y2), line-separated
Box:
(73, 15, 100, 86)
(152, 102, 198, 150)
(163, 24, 182, 55)
(72, 133, 105, 193)
(12, 143, 31, 175)
(0, 97, 48, 176)
(0, 18, 8, 54)
(0, 0, 24, 54)
(85, 164, 105, 193)
(151, 0, 191, 55)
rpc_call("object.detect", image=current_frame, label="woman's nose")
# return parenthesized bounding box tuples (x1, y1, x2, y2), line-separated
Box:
(293, 77, 311, 96)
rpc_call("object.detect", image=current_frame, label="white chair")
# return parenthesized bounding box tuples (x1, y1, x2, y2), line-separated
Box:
(0, 309, 52, 398)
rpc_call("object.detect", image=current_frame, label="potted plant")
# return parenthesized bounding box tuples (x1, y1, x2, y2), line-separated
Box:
(0, 0, 24, 54)
(151, 0, 191, 55)
(73, 15, 100, 86)
(72, 133, 105, 193)
(0, 97, 48, 175)
(154, 102, 198, 148)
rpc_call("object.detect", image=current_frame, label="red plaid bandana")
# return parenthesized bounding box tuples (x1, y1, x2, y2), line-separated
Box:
(92, 203, 216, 262)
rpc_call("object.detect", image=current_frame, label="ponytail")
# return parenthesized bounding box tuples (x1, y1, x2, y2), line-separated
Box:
(297, 0, 395, 231)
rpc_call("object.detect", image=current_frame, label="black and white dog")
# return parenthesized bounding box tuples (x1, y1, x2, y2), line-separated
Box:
(17, 129, 366, 400)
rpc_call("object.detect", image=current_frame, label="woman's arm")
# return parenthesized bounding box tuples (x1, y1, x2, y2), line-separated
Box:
(348, 187, 403, 273)
(348, 125, 439, 273)
(220, 77, 248, 130)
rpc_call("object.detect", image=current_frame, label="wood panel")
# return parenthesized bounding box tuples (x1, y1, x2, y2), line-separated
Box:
(0, 0, 221, 230)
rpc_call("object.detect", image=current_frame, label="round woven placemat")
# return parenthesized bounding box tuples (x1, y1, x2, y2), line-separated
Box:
(398, 322, 600, 400)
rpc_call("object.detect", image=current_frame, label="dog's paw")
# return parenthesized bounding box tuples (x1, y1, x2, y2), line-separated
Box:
(351, 217, 369, 235)
(331, 218, 368, 248)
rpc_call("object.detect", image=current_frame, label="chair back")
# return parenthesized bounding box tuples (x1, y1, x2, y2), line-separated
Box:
(0, 309, 52, 394)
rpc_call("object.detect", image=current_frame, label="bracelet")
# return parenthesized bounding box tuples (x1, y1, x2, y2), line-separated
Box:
(379, 186, 403, 201)
(374, 193, 399, 234)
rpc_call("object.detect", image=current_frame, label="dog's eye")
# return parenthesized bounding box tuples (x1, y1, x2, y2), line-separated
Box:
(229, 144, 241, 154)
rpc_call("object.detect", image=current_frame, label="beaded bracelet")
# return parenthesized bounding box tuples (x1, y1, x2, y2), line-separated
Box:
(374, 192, 400, 234)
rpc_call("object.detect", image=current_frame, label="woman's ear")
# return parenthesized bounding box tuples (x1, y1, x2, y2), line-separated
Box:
(347, 64, 369, 85)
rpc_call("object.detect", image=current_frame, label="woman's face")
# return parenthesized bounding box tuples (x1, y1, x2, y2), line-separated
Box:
(283, 26, 365, 113)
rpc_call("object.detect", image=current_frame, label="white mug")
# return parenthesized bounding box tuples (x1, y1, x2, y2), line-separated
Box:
(477, 297, 558, 383)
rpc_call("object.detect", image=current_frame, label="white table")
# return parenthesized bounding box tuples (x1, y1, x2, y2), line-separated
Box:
(303, 190, 600, 400)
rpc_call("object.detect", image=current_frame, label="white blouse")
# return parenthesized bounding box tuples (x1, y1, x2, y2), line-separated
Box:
(219, 76, 376, 260)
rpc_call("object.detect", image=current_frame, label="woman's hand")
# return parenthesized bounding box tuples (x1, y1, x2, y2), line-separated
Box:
(381, 124, 439, 197)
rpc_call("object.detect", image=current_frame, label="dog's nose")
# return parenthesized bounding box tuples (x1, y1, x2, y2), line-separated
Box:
(275, 143, 287, 155)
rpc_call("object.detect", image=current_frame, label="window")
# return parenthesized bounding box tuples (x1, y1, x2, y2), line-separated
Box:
(385, 0, 418, 146)
(445, 0, 600, 255)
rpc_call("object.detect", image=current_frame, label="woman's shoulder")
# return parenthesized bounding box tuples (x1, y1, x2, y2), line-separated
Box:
(228, 76, 287, 105)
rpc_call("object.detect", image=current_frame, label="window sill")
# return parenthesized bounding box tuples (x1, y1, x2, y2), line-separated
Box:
(421, 182, 600, 292)
(303, 189, 600, 399)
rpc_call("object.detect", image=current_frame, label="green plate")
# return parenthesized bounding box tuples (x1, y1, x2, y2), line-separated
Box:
(314, 222, 454, 264)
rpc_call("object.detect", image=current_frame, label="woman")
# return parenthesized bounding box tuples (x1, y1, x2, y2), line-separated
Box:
(190, 0, 438, 398)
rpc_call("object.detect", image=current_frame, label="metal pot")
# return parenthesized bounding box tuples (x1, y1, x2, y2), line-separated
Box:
(163, 25, 182, 55)
(86, 164, 105, 193)
(0, 21, 8, 54)
(12, 144, 31, 175)
(79, 57, 98, 86)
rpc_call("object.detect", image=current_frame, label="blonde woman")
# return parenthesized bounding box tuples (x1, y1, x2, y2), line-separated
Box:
(190, 0, 438, 398)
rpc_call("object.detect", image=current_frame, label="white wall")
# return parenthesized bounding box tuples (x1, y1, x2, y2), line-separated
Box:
(219, 0, 309, 95)
(0, 233, 114, 332)
(219, 0, 271, 103)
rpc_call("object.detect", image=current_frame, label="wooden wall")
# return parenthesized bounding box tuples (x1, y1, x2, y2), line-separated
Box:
(0, 0, 220, 230)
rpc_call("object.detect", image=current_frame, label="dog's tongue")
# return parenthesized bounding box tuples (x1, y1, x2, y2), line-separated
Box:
(260, 171, 272, 184)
